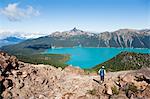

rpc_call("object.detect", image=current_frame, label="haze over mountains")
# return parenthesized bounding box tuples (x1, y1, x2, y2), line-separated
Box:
(0, 31, 47, 47)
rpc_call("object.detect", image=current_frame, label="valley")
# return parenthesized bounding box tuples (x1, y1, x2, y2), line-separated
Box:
(1, 28, 150, 71)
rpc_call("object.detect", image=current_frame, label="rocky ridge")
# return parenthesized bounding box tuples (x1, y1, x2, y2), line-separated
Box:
(0, 51, 150, 99)
(49, 28, 150, 48)
(50, 27, 95, 38)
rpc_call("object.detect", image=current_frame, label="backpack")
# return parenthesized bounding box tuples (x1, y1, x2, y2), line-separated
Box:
(100, 69, 104, 76)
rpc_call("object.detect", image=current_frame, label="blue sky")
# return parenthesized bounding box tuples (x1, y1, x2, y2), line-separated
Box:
(0, 0, 149, 34)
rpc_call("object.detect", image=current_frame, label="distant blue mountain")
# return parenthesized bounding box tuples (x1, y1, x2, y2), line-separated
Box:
(0, 36, 25, 47)
(3, 37, 24, 42)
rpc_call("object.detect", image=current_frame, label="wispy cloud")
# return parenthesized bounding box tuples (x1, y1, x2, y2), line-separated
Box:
(0, 3, 40, 21)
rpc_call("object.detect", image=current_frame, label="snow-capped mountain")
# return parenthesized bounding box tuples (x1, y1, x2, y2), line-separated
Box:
(1, 28, 150, 50)
(51, 27, 95, 37)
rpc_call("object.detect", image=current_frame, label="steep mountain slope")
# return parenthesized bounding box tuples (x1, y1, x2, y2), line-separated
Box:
(49, 28, 150, 48)
(98, 29, 150, 48)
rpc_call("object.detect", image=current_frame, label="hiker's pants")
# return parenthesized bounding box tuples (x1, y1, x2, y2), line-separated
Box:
(100, 75, 104, 81)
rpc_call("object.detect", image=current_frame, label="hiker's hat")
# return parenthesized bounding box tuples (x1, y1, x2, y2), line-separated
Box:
(102, 65, 105, 68)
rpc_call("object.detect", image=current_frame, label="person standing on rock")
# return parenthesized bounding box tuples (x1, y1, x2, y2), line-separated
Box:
(98, 65, 106, 83)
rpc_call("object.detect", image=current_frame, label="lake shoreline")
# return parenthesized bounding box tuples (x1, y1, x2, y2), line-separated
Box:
(46, 46, 150, 50)
(44, 47, 150, 69)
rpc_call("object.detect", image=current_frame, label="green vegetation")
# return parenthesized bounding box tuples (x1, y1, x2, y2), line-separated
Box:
(128, 84, 138, 93)
(87, 89, 97, 95)
(1, 38, 149, 71)
(90, 52, 150, 72)
(1, 29, 150, 72)
(125, 83, 138, 94)
(17, 54, 70, 68)
(111, 86, 119, 95)
(1, 43, 70, 69)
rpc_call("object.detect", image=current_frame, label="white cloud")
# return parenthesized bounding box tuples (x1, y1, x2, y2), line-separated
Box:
(0, 29, 17, 39)
(0, 28, 47, 39)
(0, 3, 40, 21)
(18, 32, 47, 39)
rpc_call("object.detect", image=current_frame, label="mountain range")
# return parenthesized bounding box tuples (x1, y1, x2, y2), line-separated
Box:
(50, 28, 150, 48)
(1, 28, 150, 55)
(20, 28, 150, 47)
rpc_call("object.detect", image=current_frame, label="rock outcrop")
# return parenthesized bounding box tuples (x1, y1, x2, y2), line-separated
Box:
(0, 51, 150, 99)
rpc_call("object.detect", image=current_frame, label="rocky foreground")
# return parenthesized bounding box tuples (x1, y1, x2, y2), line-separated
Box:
(0, 51, 150, 99)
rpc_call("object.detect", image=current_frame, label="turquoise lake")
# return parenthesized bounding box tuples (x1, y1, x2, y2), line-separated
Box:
(45, 47, 150, 69)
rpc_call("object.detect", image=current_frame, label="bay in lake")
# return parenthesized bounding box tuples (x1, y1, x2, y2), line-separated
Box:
(44, 47, 150, 69)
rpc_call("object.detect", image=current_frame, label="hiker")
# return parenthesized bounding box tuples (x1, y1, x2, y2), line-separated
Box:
(98, 65, 106, 83)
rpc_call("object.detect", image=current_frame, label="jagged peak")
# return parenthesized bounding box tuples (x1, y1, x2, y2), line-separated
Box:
(70, 27, 82, 32)
(72, 27, 78, 31)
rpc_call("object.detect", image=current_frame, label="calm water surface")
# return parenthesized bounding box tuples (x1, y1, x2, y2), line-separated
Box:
(44, 47, 150, 69)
